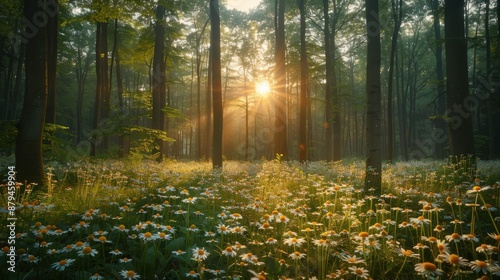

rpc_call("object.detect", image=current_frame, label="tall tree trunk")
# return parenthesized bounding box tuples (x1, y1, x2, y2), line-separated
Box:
(430, 0, 447, 159)
(152, 4, 166, 161)
(298, 0, 308, 163)
(16, 0, 50, 185)
(274, 0, 288, 159)
(45, 1, 58, 126)
(205, 45, 212, 161)
(323, 0, 333, 161)
(387, 0, 402, 162)
(116, 35, 127, 156)
(444, 0, 475, 159)
(91, 21, 109, 156)
(76, 46, 90, 145)
(364, 0, 382, 195)
(210, 0, 223, 169)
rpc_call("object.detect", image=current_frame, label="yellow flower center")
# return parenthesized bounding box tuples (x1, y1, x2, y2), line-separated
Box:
(422, 262, 437, 271)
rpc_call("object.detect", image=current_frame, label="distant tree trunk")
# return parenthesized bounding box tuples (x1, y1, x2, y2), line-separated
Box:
(274, 0, 288, 159)
(298, 0, 308, 163)
(116, 33, 127, 156)
(16, 0, 49, 185)
(152, 4, 166, 161)
(387, 0, 402, 162)
(429, 0, 447, 159)
(205, 45, 212, 161)
(444, 0, 475, 159)
(323, 0, 333, 161)
(364, 0, 382, 195)
(91, 21, 109, 156)
(210, 0, 223, 169)
(76, 46, 90, 144)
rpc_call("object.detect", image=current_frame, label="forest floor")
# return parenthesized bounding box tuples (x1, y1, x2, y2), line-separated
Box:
(0, 158, 499, 279)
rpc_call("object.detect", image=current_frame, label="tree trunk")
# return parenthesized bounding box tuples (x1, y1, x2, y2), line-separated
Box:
(323, 0, 333, 161)
(16, 0, 50, 185)
(274, 0, 288, 159)
(152, 4, 166, 161)
(387, 0, 402, 162)
(210, 0, 223, 169)
(430, 0, 447, 159)
(205, 45, 212, 161)
(91, 21, 109, 156)
(45, 2, 58, 126)
(364, 0, 382, 195)
(444, 0, 475, 159)
(10, 43, 25, 121)
(298, 0, 308, 163)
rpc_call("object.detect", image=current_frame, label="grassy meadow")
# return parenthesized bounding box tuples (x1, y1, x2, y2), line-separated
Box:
(0, 158, 499, 279)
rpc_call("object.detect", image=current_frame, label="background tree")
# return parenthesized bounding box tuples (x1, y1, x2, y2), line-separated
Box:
(298, 0, 308, 163)
(211, 0, 223, 168)
(444, 0, 475, 159)
(274, 0, 288, 158)
(15, 0, 53, 184)
(364, 0, 382, 194)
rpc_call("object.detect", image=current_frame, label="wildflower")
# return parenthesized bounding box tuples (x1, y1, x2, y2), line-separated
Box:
(445, 233, 463, 243)
(476, 244, 494, 255)
(249, 256, 265, 266)
(51, 259, 75, 271)
(154, 232, 172, 240)
(289, 251, 306, 260)
(222, 246, 237, 257)
(414, 262, 443, 276)
(192, 247, 209, 261)
(120, 270, 140, 280)
(313, 239, 329, 247)
(258, 222, 273, 230)
(24, 254, 38, 264)
(138, 232, 156, 242)
(399, 248, 420, 259)
(283, 237, 306, 247)
(441, 253, 469, 266)
(114, 224, 129, 233)
(182, 197, 198, 204)
(172, 250, 186, 256)
(266, 237, 278, 244)
(241, 252, 256, 262)
(358, 232, 370, 238)
(342, 255, 366, 264)
(216, 224, 231, 234)
(436, 239, 450, 253)
(119, 257, 133, 263)
(481, 204, 497, 211)
(488, 233, 500, 242)
(466, 185, 492, 194)
(413, 243, 429, 250)
(470, 260, 489, 274)
(185, 270, 199, 278)
(462, 233, 479, 242)
(231, 226, 247, 235)
(89, 273, 105, 280)
(188, 224, 200, 232)
(78, 246, 98, 257)
(348, 266, 370, 279)
(230, 213, 243, 219)
(109, 249, 123, 256)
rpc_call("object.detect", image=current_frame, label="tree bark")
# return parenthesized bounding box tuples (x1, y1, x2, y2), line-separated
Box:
(298, 0, 308, 163)
(210, 0, 223, 169)
(152, 4, 166, 161)
(364, 0, 382, 195)
(444, 0, 475, 159)
(16, 0, 50, 185)
(274, 0, 288, 159)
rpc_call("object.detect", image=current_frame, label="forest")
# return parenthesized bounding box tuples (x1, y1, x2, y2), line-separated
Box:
(1, 0, 500, 279)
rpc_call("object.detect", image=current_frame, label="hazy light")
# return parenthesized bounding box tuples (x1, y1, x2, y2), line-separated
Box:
(256, 80, 271, 97)
(226, 0, 261, 12)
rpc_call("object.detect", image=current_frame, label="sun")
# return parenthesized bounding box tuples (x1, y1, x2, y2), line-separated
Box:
(255, 80, 271, 97)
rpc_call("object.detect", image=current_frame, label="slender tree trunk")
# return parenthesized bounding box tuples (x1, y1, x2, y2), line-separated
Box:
(205, 45, 212, 161)
(210, 0, 223, 169)
(364, 0, 382, 195)
(323, 0, 333, 161)
(152, 4, 166, 161)
(16, 0, 49, 185)
(387, 0, 402, 162)
(274, 0, 288, 159)
(298, 0, 308, 163)
(45, 2, 58, 126)
(91, 21, 109, 156)
(10, 43, 25, 121)
(444, 0, 475, 159)
(429, 0, 447, 159)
